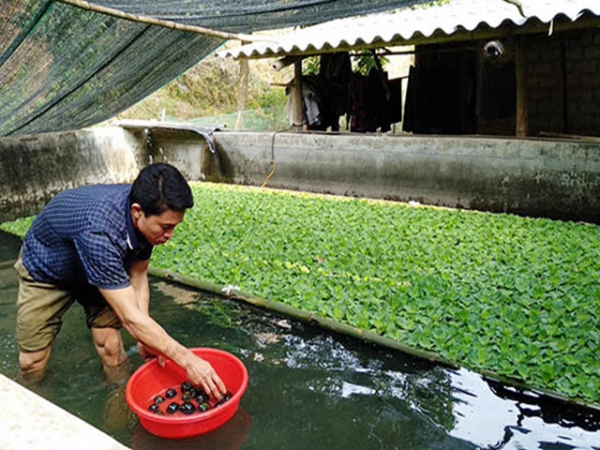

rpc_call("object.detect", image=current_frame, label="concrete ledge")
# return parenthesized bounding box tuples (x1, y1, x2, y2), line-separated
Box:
(0, 127, 145, 222)
(2, 127, 600, 224)
(0, 374, 129, 450)
(211, 132, 600, 223)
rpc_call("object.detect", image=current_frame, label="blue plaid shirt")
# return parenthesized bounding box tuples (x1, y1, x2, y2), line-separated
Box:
(21, 184, 153, 290)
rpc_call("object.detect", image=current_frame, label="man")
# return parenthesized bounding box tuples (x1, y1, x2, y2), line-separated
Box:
(14, 163, 226, 399)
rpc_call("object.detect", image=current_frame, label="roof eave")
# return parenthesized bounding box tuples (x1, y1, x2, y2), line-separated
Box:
(221, 13, 600, 60)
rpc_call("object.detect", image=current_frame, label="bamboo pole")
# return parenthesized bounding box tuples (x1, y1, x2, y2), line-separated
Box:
(148, 266, 456, 368)
(56, 0, 265, 42)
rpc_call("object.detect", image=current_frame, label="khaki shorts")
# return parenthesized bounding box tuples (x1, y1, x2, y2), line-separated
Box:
(14, 253, 122, 353)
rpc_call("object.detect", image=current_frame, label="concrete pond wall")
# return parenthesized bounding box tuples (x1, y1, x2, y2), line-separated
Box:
(1, 124, 600, 224)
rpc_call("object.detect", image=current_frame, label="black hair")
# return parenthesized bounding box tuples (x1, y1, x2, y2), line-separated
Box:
(129, 163, 194, 216)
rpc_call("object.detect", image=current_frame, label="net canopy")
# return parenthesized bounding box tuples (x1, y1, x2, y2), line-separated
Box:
(0, 0, 416, 137)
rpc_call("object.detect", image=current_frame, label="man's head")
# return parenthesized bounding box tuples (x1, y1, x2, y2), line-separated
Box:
(129, 163, 194, 246)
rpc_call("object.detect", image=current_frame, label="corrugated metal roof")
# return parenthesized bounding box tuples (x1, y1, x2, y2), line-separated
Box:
(219, 0, 600, 59)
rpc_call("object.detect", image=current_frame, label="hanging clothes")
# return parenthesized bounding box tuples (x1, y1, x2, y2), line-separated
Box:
(403, 65, 462, 134)
(348, 72, 374, 132)
(348, 68, 403, 133)
(318, 52, 352, 131)
(284, 76, 323, 128)
(285, 84, 304, 127)
(302, 76, 323, 128)
(386, 77, 404, 125)
(478, 61, 516, 120)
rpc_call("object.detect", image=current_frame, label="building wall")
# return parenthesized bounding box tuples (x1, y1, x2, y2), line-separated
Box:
(412, 27, 600, 138)
(525, 27, 600, 137)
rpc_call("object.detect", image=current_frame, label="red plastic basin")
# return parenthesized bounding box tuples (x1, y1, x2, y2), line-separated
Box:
(125, 348, 249, 439)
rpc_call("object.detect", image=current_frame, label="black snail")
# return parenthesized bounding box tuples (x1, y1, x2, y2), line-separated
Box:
(147, 381, 232, 415)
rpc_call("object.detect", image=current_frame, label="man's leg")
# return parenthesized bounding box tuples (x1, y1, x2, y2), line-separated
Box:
(81, 289, 131, 383)
(14, 253, 72, 383)
(18, 347, 52, 384)
(91, 328, 136, 430)
(90, 327, 127, 366)
(91, 327, 131, 384)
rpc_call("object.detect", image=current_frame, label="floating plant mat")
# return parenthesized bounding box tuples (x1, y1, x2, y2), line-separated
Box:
(2, 182, 600, 407)
(0, 231, 599, 449)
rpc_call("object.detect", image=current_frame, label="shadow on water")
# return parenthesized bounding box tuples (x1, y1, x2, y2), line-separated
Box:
(0, 231, 599, 450)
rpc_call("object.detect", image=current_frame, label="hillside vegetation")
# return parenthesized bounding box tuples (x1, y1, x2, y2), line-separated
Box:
(116, 54, 291, 130)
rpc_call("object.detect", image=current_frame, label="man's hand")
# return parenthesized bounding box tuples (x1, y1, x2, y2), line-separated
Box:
(138, 341, 225, 399)
(137, 341, 154, 360)
(184, 354, 227, 400)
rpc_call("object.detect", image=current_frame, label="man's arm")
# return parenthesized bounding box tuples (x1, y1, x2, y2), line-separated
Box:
(129, 259, 150, 313)
(128, 260, 154, 360)
(99, 279, 226, 399)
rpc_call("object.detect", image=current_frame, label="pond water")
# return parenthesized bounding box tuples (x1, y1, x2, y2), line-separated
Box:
(0, 231, 599, 450)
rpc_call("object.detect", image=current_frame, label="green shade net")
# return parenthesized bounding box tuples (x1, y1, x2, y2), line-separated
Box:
(0, 0, 421, 137)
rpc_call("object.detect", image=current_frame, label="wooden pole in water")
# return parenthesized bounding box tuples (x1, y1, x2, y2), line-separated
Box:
(149, 266, 600, 411)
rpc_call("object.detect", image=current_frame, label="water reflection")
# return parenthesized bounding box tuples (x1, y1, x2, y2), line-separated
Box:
(131, 408, 252, 450)
(448, 369, 600, 449)
(486, 379, 600, 433)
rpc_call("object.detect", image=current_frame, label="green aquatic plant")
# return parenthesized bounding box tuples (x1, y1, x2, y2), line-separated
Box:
(0, 216, 34, 237)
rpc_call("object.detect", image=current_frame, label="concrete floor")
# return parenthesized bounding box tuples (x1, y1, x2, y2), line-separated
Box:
(0, 373, 129, 450)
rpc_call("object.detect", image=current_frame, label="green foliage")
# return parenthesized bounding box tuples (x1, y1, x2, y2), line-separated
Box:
(302, 56, 320, 76)
(352, 51, 389, 76)
(0, 216, 34, 238)
(248, 85, 287, 110)
(4, 183, 600, 406)
(302, 53, 390, 78)
(155, 183, 600, 405)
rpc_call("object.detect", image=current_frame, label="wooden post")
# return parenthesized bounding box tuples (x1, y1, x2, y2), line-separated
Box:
(235, 58, 249, 130)
(293, 61, 304, 131)
(559, 40, 568, 134)
(515, 37, 529, 137)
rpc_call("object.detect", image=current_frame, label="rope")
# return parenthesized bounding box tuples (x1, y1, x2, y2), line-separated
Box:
(261, 130, 286, 188)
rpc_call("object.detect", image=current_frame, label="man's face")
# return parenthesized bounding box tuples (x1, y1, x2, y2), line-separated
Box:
(132, 204, 185, 246)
